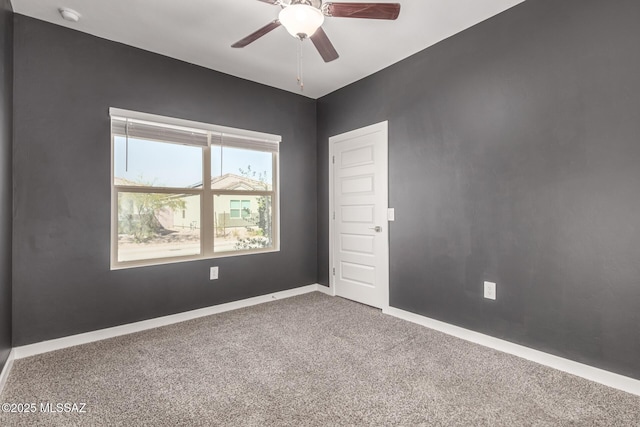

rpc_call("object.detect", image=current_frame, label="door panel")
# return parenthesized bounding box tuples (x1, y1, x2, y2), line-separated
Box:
(340, 234, 375, 254)
(341, 205, 374, 223)
(331, 122, 388, 308)
(341, 174, 375, 194)
(341, 145, 374, 167)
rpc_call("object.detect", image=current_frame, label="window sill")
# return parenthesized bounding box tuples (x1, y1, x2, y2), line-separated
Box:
(110, 247, 280, 270)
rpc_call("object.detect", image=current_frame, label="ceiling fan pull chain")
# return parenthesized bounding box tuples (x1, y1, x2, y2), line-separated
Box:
(297, 38, 304, 92)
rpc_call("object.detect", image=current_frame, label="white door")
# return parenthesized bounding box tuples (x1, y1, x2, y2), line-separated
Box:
(330, 121, 389, 309)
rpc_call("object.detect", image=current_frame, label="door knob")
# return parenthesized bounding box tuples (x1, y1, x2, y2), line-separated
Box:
(369, 226, 382, 232)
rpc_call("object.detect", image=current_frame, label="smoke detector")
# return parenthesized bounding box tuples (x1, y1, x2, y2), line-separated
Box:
(59, 8, 81, 23)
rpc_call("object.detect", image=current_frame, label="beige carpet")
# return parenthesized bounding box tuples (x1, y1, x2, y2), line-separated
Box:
(1, 292, 639, 426)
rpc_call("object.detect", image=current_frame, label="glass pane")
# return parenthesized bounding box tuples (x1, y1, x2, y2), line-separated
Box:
(114, 136, 203, 188)
(213, 194, 273, 253)
(241, 200, 251, 219)
(117, 192, 201, 262)
(211, 146, 273, 191)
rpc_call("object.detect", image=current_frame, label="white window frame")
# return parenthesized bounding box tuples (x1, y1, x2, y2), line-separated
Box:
(110, 108, 281, 269)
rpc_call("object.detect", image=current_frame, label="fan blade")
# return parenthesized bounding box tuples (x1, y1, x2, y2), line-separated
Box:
(310, 27, 339, 63)
(323, 2, 401, 20)
(231, 20, 282, 48)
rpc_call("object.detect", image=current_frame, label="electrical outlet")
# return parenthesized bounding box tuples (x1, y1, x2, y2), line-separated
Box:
(210, 266, 219, 280)
(484, 281, 496, 300)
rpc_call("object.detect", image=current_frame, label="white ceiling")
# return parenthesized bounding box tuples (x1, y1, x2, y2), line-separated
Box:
(12, 0, 525, 99)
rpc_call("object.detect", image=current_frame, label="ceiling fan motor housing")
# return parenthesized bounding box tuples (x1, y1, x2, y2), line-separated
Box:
(290, 0, 323, 9)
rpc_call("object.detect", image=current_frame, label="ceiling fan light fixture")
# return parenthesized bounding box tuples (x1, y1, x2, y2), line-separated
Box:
(278, 4, 324, 38)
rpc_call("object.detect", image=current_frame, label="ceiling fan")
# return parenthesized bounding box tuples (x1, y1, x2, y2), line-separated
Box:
(232, 0, 401, 63)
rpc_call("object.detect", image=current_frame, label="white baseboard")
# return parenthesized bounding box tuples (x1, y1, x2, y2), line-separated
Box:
(0, 349, 15, 396)
(315, 283, 334, 296)
(383, 306, 640, 397)
(13, 284, 322, 360)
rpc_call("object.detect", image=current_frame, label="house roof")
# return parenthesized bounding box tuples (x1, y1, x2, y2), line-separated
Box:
(210, 173, 269, 191)
(114, 177, 139, 187)
(114, 174, 269, 191)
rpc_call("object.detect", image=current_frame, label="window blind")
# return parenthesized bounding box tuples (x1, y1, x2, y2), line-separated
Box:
(111, 116, 280, 153)
(111, 117, 209, 147)
(210, 133, 279, 153)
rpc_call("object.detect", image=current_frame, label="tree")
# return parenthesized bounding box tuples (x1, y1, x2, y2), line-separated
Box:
(119, 178, 186, 243)
(236, 165, 272, 249)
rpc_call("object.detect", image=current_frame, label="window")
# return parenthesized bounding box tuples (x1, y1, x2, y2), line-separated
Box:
(229, 200, 251, 219)
(111, 108, 280, 268)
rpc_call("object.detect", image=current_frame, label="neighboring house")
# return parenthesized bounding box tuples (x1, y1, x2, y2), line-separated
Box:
(209, 173, 269, 233)
(116, 174, 269, 235)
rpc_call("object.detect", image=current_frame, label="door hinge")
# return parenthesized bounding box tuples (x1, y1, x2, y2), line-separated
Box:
(332, 211, 335, 220)
(332, 156, 335, 164)
(332, 267, 335, 275)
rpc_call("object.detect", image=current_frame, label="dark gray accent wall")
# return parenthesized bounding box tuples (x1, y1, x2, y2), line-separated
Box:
(12, 15, 317, 346)
(318, 0, 640, 379)
(0, 0, 13, 372)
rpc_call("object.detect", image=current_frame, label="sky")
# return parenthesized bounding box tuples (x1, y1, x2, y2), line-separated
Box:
(114, 137, 273, 187)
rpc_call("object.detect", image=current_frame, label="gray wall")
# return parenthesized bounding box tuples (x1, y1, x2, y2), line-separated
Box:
(0, 0, 13, 371)
(318, 0, 640, 379)
(12, 15, 317, 346)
